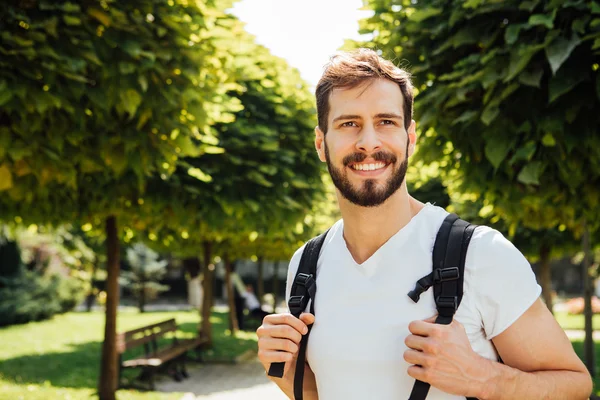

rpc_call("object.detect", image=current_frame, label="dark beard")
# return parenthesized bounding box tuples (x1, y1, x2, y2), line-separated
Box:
(324, 141, 408, 208)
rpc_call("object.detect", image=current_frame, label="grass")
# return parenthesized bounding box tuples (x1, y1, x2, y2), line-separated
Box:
(0, 309, 258, 400)
(554, 311, 600, 331)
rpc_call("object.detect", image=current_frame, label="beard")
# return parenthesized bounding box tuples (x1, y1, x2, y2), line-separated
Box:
(324, 141, 408, 208)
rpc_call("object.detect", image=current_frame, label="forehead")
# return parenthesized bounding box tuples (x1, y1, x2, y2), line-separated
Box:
(328, 78, 405, 120)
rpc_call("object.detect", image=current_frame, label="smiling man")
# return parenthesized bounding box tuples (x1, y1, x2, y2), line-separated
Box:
(256, 49, 592, 400)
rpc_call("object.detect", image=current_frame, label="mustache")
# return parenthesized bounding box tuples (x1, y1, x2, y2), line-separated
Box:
(342, 151, 397, 166)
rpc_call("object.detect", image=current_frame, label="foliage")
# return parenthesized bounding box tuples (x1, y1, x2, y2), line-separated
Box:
(0, 310, 257, 399)
(135, 16, 325, 260)
(357, 0, 600, 234)
(120, 242, 169, 312)
(0, 0, 239, 224)
(0, 268, 84, 326)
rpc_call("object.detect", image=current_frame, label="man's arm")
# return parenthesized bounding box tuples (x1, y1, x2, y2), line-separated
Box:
(404, 299, 592, 399)
(257, 313, 319, 400)
(480, 298, 592, 399)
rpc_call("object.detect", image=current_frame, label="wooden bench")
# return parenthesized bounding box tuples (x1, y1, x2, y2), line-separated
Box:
(117, 318, 207, 390)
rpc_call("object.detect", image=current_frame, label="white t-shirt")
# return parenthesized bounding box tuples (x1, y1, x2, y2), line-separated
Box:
(285, 203, 541, 400)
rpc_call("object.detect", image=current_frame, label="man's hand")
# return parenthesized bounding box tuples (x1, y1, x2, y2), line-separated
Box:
(404, 316, 491, 398)
(257, 312, 315, 377)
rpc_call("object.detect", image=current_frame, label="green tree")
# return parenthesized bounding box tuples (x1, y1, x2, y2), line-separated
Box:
(0, 1, 238, 398)
(358, 0, 600, 372)
(121, 242, 169, 313)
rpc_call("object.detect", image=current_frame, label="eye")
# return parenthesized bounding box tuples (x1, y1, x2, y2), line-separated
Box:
(341, 121, 358, 127)
(380, 120, 395, 125)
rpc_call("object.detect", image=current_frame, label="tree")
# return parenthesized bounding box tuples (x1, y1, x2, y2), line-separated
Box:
(358, 0, 600, 372)
(135, 18, 325, 341)
(121, 243, 169, 313)
(0, 1, 238, 398)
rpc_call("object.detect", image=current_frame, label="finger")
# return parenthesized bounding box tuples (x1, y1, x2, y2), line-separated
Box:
(262, 313, 309, 335)
(259, 337, 299, 354)
(423, 315, 437, 323)
(404, 334, 428, 352)
(257, 324, 303, 344)
(403, 349, 429, 366)
(407, 365, 428, 382)
(258, 349, 294, 363)
(299, 312, 315, 326)
(408, 319, 435, 336)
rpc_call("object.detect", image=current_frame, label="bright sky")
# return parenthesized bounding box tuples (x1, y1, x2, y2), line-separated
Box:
(229, 0, 370, 88)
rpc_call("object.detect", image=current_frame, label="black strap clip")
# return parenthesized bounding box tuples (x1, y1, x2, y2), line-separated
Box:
(436, 296, 458, 316)
(288, 295, 308, 316)
(434, 267, 459, 283)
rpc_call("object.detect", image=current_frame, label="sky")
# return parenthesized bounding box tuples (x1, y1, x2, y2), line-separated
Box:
(229, 0, 371, 88)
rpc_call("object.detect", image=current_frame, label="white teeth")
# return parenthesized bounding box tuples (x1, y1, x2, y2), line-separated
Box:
(352, 163, 385, 171)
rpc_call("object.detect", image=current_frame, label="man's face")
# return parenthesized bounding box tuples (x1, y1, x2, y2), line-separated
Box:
(315, 78, 415, 208)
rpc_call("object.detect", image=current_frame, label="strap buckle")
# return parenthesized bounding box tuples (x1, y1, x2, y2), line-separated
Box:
(433, 267, 459, 283)
(295, 273, 316, 297)
(288, 295, 308, 316)
(436, 295, 458, 316)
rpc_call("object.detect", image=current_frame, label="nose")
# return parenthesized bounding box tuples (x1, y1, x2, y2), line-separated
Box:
(355, 124, 382, 153)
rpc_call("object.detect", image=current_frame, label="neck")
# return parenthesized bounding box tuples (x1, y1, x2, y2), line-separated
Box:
(337, 185, 425, 264)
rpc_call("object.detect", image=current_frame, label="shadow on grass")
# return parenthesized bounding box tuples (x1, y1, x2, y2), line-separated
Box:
(571, 339, 600, 396)
(0, 311, 258, 392)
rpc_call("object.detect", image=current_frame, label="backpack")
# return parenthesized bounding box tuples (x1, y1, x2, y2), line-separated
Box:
(268, 213, 479, 400)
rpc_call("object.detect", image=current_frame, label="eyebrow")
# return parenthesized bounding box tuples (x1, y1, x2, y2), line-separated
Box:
(332, 113, 404, 123)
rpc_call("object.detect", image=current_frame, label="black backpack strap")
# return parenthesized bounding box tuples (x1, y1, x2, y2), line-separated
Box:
(267, 229, 330, 399)
(408, 214, 478, 400)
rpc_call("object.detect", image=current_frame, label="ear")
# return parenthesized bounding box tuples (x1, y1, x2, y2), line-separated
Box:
(407, 119, 417, 158)
(315, 126, 327, 162)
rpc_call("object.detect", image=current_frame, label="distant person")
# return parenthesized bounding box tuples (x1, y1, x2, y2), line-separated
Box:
(244, 284, 270, 321)
(256, 49, 592, 399)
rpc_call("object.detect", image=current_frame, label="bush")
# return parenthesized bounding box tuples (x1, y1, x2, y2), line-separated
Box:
(0, 270, 85, 326)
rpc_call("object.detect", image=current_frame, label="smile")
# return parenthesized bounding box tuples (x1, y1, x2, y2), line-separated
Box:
(350, 162, 387, 171)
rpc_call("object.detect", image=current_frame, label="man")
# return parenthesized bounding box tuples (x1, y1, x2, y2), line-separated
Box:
(256, 49, 592, 399)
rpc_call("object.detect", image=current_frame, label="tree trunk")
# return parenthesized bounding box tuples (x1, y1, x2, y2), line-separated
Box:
(582, 220, 595, 375)
(272, 260, 282, 313)
(224, 252, 239, 334)
(257, 256, 264, 306)
(98, 216, 120, 400)
(139, 284, 145, 313)
(539, 243, 553, 314)
(85, 261, 99, 312)
(200, 241, 214, 345)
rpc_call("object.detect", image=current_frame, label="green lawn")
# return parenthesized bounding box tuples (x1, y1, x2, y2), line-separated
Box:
(0, 309, 258, 400)
(554, 311, 600, 330)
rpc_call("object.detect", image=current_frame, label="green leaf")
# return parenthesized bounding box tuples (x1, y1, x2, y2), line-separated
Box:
(203, 146, 225, 154)
(119, 89, 142, 117)
(541, 133, 556, 146)
(188, 167, 212, 183)
(0, 164, 13, 191)
(63, 15, 82, 26)
(509, 141, 537, 165)
(485, 137, 513, 169)
(88, 8, 111, 27)
(505, 47, 540, 82)
(528, 13, 555, 29)
(481, 104, 499, 125)
(519, 0, 540, 12)
(290, 178, 311, 189)
(517, 161, 544, 185)
(505, 24, 524, 45)
(0, 86, 13, 106)
(592, 2, 600, 13)
(548, 71, 585, 103)
(545, 34, 581, 75)
(518, 68, 543, 87)
(410, 8, 443, 23)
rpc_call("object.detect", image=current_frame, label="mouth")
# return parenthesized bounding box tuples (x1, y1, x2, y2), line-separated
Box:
(347, 161, 390, 176)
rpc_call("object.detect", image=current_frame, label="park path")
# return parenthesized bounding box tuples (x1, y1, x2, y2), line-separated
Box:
(156, 358, 287, 400)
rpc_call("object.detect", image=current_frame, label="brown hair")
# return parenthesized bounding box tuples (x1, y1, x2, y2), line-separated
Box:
(315, 48, 414, 133)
